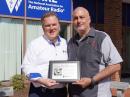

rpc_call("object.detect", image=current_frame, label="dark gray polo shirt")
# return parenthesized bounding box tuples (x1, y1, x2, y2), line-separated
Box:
(67, 28, 123, 97)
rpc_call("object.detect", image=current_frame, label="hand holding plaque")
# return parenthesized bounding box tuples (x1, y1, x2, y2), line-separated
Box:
(49, 61, 80, 82)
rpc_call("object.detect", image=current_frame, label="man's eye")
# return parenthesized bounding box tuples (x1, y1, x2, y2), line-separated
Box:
(52, 24, 55, 26)
(73, 17, 78, 20)
(79, 16, 85, 19)
(44, 25, 50, 27)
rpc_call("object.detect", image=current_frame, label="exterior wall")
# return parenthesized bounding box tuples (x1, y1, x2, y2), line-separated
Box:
(104, 0, 122, 54)
(0, 18, 23, 80)
(122, 26, 130, 74)
(104, 0, 122, 81)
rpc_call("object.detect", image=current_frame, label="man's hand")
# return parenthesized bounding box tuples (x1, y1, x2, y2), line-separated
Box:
(34, 78, 59, 88)
(73, 77, 91, 88)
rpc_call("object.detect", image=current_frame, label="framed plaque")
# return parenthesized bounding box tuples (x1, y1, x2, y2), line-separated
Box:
(49, 61, 80, 82)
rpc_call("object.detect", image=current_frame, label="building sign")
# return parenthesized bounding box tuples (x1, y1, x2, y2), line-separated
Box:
(0, 0, 71, 21)
(0, 0, 24, 17)
(27, 0, 71, 21)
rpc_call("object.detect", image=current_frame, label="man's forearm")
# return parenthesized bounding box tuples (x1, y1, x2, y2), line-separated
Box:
(111, 71, 120, 81)
(92, 64, 121, 83)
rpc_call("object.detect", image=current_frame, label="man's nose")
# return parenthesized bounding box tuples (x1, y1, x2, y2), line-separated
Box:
(77, 17, 81, 23)
(50, 25, 54, 29)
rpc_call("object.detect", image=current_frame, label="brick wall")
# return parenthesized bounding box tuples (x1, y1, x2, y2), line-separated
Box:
(104, 0, 122, 54)
(104, 0, 122, 81)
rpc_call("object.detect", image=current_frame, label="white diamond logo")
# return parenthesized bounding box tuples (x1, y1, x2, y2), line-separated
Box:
(6, 0, 17, 13)
(6, 0, 22, 13)
(15, 0, 22, 11)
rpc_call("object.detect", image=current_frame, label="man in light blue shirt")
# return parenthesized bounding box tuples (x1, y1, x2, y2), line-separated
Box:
(22, 12, 68, 97)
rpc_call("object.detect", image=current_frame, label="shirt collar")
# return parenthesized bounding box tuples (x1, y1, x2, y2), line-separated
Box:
(78, 27, 96, 42)
(43, 35, 61, 46)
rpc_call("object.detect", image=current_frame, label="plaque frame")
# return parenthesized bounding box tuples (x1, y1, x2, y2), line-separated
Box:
(49, 60, 80, 82)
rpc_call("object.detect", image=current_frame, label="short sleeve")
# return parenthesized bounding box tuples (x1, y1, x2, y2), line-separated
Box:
(101, 34, 123, 65)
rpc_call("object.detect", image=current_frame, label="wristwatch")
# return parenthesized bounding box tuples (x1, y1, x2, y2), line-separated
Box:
(89, 77, 97, 88)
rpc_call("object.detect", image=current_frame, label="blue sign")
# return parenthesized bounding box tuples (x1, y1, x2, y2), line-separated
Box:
(0, 0, 24, 17)
(0, 0, 72, 21)
(26, 0, 71, 21)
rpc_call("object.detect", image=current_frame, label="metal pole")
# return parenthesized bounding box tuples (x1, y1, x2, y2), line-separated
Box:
(23, 0, 27, 57)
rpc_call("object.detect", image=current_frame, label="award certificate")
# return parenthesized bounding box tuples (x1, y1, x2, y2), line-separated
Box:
(49, 61, 80, 82)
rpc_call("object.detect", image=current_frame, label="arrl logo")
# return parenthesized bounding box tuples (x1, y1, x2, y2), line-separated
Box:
(6, 0, 22, 13)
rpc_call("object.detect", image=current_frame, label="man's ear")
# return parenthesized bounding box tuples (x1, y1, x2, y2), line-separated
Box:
(42, 25, 44, 30)
(88, 16, 91, 24)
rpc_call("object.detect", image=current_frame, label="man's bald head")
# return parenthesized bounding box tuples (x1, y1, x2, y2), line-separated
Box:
(73, 7, 90, 17)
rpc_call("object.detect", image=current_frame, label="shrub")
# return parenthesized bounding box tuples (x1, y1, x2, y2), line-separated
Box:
(11, 74, 26, 91)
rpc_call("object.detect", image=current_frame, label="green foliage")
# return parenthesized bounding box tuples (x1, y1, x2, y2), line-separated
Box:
(11, 74, 25, 91)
